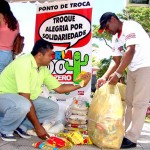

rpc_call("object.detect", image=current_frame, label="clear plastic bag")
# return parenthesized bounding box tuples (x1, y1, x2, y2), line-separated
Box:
(88, 83, 124, 149)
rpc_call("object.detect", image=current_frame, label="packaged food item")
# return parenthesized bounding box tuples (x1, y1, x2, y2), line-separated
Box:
(74, 71, 87, 86)
(71, 99, 89, 111)
(59, 132, 92, 145)
(72, 109, 88, 116)
(59, 131, 84, 145)
(67, 124, 87, 129)
(47, 123, 64, 134)
(69, 115, 87, 121)
(32, 136, 72, 150)
(68, 119, 87, 125)
(32, 141, 58, 150)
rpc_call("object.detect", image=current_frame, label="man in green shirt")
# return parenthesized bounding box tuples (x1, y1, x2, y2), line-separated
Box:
(0, 39, 91, 142)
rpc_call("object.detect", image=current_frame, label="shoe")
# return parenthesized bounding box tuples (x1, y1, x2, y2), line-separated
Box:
(15, 128, 31, 139)
(1, 133, 16, 141)
(121, 137, 137, 149)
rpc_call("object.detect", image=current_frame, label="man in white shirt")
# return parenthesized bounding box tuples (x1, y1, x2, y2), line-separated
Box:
(96, 12, 150, 149)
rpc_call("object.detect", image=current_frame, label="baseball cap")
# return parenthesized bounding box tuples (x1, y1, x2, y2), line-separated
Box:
(98, 12, 116, 33)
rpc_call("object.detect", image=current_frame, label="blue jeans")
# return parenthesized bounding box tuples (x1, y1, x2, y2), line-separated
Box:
(0, 50, 13, 74)
(0, 94, 59, 134)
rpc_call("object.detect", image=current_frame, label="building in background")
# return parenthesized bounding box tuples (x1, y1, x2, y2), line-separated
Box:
(123, 0, 150, 36)
(124, 0, 150, 7)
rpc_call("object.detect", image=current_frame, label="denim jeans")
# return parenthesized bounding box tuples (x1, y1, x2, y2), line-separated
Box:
(0, 94, 59, 134)
(0, 50, 13, 74)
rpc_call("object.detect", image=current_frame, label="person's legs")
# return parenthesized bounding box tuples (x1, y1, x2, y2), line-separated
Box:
(125, 71, 135, 131)
(0, 50, 13, 74)
(20, 97, 59, 131)
(0, 94, 31, 141)
(125, 67, 150, 143)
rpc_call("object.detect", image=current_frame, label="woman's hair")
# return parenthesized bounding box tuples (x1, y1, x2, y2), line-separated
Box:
(0, 0, 18, 31)
(31, 39, 54, 56)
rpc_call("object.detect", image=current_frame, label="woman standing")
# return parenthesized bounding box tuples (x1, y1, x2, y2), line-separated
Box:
(0, 0, 19, 73)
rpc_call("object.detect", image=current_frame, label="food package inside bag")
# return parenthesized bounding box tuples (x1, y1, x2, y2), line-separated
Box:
(71, 98, 89, 111)
(88, 83, 124, 149)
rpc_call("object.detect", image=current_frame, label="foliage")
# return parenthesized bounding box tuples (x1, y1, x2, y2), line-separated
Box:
(96, 57, 112, 78)
(92, 25, 112, 41)
(118, 6, 150, 33)
(96, 57, 127, 84)
(92, 56, 99, 67)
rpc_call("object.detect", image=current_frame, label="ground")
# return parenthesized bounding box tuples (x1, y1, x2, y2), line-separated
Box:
(0, 122, 149, 150)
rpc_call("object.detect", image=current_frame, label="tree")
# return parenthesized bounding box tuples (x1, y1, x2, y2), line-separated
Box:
(96, 57, 112, 78)
(92, 25, 112, 49)
(118, 6, 150, 34)
(92, 25, 112, 41)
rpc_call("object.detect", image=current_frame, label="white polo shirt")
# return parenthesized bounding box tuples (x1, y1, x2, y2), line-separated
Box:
(112, 20, 150, 71)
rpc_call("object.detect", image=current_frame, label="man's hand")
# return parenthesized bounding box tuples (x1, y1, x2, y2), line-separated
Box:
(79, 72, 91, 87)
(34, 125, 50, 140)
(54, 72, 91, 93)
(96, 77, 107, 88)
(108, 73, 119, 85)
(19, 93, 50, 140)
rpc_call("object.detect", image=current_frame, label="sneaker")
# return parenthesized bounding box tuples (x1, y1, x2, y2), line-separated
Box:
(121, 137, 137, 149)
(1, 133, 17, 142)
(15, 128, 31, 139)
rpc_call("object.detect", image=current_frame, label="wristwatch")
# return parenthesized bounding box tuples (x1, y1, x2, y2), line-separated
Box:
(114, 71, 122, 78)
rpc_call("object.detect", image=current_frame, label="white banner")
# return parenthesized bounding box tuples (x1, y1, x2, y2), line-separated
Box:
(35, 0, 93, 102)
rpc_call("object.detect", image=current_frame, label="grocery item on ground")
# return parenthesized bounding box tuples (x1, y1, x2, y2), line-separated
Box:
(32, 96, 93, 149)
(32, 136, 72, 149)
(27, 122, 64, 136)
(58, 131, 92, 145)
(65, 98, 89, 135)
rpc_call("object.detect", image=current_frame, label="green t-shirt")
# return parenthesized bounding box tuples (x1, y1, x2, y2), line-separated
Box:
(0, 54, 61, 100)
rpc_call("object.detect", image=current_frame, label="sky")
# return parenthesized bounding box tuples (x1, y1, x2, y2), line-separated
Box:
(92, 0, 124, 25)
(92, 0, 124, 59)
(10, 0, 124, 58)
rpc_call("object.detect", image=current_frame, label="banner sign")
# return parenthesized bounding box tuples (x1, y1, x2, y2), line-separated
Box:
(35, 0, 92, 101)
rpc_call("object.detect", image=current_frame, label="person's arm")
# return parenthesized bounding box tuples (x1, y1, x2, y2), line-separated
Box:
(96, 56, 121, 88)
(19, 93, 49, 140)
(115, 45, 135, 75)
(54, 72, 91, 94)
(108, 45, 135, 85)
(54, 84, 81, 94)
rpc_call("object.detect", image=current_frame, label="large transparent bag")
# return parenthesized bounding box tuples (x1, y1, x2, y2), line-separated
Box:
(88, 83, 124, 149)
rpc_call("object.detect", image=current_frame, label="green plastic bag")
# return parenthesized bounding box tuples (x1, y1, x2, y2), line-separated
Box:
(88, 83, 124, 149)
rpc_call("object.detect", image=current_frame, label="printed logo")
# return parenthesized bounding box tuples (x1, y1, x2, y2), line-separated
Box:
(78, 91, 84, 95)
